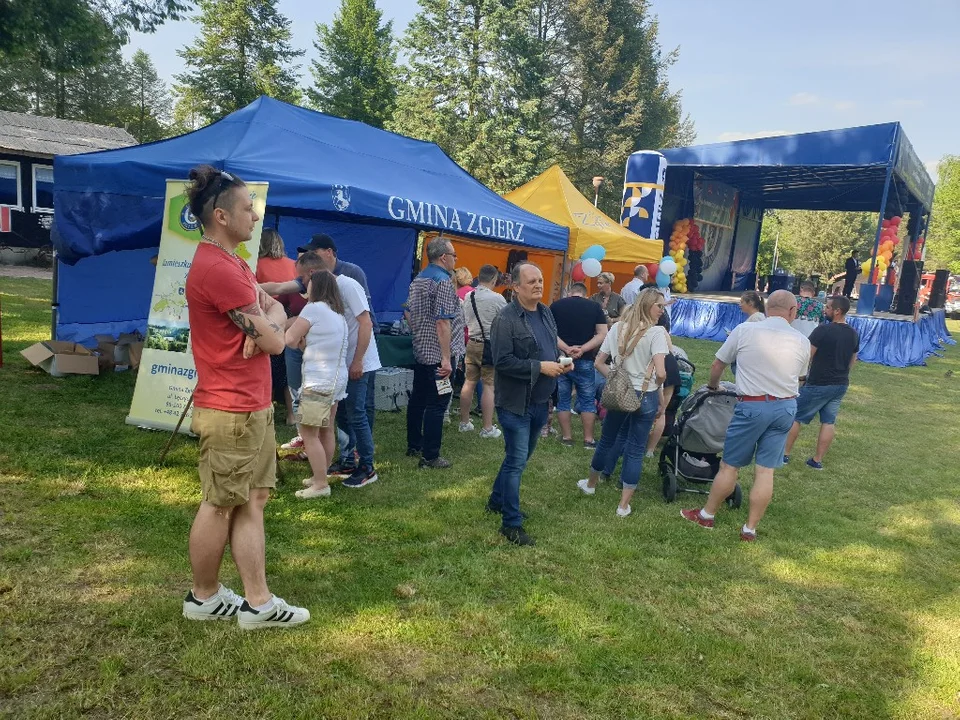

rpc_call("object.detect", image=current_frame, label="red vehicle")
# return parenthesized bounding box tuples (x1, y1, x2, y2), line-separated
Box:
(918, 273, 960, 306)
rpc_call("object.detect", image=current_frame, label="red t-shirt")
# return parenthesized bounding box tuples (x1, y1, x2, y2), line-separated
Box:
(186, 243, 271, 412)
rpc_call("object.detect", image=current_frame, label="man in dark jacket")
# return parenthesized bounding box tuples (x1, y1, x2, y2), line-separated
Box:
(843, 251, 860, 297)
(487, 263, 571, 546)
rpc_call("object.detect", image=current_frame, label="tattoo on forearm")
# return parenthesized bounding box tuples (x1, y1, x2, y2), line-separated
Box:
(228, 308, 263, 339)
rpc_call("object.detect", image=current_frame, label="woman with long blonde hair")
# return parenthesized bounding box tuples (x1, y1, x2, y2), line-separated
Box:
(577, 288, 668, 516)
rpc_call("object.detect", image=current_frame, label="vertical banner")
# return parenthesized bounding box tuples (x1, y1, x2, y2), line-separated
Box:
(126, 179, 269, 431)
(621, 151, 667, 240)
(693, 175, 739, 291)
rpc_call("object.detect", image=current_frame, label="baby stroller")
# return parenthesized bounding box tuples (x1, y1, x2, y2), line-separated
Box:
(659, 381, 742, 507)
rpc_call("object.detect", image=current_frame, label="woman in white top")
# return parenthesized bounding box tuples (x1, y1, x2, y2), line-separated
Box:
(577, 289, 668, 516)
(285, 270, 349, 499)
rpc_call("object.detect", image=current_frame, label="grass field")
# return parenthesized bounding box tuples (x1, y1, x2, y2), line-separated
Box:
(1, 275, 959, 719)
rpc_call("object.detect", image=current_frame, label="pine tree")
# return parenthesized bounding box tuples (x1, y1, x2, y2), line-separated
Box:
(122, 50, 170, 142)
(391, 0, 552, 192)
(175, 0, 303, 124)
(307, 0, 398, 128)
(556, 0, 693, 216)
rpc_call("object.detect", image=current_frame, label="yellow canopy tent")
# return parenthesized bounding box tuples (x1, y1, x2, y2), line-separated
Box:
(503, 164, 662, 264)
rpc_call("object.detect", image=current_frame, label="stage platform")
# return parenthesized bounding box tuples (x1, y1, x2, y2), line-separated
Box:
(669, 293, 955, 368)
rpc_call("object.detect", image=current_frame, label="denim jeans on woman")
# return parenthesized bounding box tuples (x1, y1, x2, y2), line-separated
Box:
(591, 391, 660, 488)
(489, 402, 549, 528)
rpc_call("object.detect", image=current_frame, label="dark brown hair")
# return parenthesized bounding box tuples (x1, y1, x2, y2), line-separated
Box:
(308, 270, 345, 315)
(827, 294, 851, 315)
(740, 290, 765, 313)
(185, 164, 246, 226)
(295, 251, 325, 273)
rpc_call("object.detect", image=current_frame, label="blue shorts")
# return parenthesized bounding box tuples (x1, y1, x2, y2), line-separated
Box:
(722, 398, 797, 469)
(557, 358, 597, 414)
(794, 384, 847, 425)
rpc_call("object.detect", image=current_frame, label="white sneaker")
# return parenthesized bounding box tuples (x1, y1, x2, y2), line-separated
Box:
(576, 478, 596, 496)
(617, 505, 632, 517)
(238, 596, 310, 630)
(281, 435, 304, 450)
(183, 583, 245, 621)
(479, 426, 502, 439)
(644, 450, 654, 458)
(296, 485, 331, 499)
(459, 421, 475, 432)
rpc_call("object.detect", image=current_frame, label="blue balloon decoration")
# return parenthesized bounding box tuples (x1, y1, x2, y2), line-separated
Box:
(661, 255, 673, 265)
(582, 244, 607, 261)
(656, 271, 671, 288)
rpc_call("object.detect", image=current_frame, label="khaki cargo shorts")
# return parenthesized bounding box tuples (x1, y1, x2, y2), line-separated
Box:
(191, 406, 276, 507)
(465, 340, 495, 386)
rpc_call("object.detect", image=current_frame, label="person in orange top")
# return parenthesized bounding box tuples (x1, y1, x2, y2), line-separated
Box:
(255, 228, 300, 424)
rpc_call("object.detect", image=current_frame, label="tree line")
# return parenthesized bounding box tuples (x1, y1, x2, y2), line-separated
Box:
(0, 0, 692, 218)
(2, 0, 954, 271)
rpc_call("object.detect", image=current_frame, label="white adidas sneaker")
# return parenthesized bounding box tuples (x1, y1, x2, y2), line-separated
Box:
(182, 583, 245, 621)
(238, 596, 310, 630)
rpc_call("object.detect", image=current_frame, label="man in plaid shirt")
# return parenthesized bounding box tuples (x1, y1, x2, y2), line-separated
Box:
(405, 237, 466, 469)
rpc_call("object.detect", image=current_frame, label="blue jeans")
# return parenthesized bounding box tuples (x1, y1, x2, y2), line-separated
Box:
(556, 357, 597, 413)
(335, 371, 375, 468)
(489, 402, 549, 528)
(591, 392, 659, 488)
(602, 422, 629, 477)
(286, 346, 304, 412)
(339, 371, 378, 462)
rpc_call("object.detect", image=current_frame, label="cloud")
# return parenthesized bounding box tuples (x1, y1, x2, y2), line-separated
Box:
(717, 130, 790, 143)
(925, 160, 939, 184)
(833, 101, 856, 111)
(788, 92, 820, 106)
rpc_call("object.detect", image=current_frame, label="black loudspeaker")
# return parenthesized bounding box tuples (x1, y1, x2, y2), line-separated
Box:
(894, 261, 923, 315)
(929, 269, 950, 309)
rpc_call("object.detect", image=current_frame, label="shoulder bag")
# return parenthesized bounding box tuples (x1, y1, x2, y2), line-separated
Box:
(601, 326, 655, 413)
(469, 291, 494, 365)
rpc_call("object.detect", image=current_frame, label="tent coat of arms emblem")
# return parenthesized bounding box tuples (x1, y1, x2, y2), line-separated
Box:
(332, 185, 351, 211)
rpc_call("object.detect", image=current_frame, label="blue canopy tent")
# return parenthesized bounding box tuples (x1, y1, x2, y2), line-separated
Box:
(656, 123, 951, 367)
(52, 96, 568, 344)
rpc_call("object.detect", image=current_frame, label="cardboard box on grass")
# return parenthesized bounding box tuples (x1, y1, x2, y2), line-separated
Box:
(114, 333, 144, 370)
(93, 332, 144, 371)
(21, 341, 99, 377)
(94, 334, 118, 372)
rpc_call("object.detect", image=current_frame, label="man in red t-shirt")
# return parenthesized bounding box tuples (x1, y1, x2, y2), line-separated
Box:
(181, 165, 309, 629)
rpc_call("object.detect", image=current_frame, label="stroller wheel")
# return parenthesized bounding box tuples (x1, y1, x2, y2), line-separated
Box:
(662, 467, 677, 503)
(726, 483, 743, 509)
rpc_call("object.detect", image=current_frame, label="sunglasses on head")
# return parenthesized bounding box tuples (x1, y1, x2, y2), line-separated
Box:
(210, 170, 235, 212)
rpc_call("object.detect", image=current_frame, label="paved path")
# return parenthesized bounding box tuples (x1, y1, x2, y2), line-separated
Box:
(0, 265, 53, 280)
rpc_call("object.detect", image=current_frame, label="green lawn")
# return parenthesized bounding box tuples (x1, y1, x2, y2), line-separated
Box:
(1, 275, 958, 719)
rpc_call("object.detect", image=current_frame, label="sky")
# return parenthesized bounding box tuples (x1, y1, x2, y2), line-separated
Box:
(125, 0, 960, 181)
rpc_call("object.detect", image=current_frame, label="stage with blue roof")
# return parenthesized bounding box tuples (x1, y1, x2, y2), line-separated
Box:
(649, 122, 951, 367)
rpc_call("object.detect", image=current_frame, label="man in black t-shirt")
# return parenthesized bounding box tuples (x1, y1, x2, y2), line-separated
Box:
(784, 295, 859, 470)
(550, 283, 608, 448)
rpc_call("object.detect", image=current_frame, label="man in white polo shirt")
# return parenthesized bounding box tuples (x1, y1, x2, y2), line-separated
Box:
(681, 289, 810, 541)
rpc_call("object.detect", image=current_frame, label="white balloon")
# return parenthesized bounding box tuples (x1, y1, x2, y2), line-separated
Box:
(581, 258, 602, 277)
(660, 258, 678, 275)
